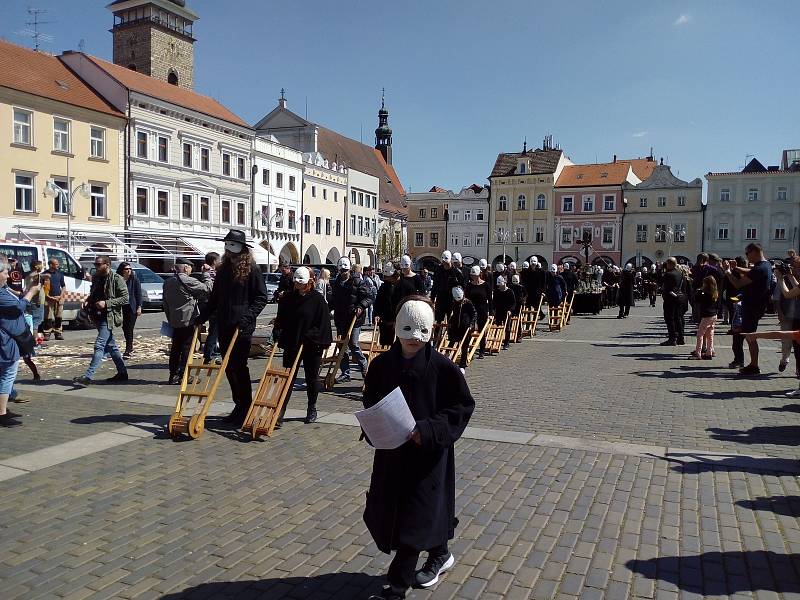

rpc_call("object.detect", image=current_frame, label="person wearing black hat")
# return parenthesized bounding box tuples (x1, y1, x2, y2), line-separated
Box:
(163, 258, 212, 384)
(197, 230, 268, 426)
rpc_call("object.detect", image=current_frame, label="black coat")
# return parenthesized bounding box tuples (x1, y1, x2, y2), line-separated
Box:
(276, 289, 333, 366)
(562, 270, 578, 294)
(545, 273, 566, 306)
(391, 273, 426, 308)
(363, 343, 474, 553)
(431, 266, 465, 306)
(331, 273, 372, 328)
(618, 270, 635, 307)
(447, 299, 476, 337)
(200, 262, 268, 336)
(510, 283, 527, 313)
(493, 287, 516, 322)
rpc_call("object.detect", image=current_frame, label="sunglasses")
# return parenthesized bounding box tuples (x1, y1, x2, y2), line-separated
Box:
(94, 262, 106, 267)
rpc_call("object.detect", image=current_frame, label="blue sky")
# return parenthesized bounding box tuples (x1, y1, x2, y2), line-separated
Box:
(3, 1, 798, 194)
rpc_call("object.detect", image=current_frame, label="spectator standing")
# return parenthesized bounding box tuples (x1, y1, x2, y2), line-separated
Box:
(163, 259, 212, 384)
(691, 275, 720, 359)
(773, 257, 800, 378)
(24, 261, 45, 335)
(315, 267, 332, 304)
(725, 243, 771, 375)
(117, 262, 142, 358)
(200, 252, 221, 363)
(362, 264, 380, 325)
(72, 256, 129, 387)
(421, 268, 433, 296)
(43, 258, 66, 340)
(331, 257, 372, 382)
(660, 257, 685, 346)
(618, 264, 635, 318)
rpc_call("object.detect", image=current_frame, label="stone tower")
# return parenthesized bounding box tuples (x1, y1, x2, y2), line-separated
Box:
(108, 0, 199, 89)
(374, 89, 392, 165)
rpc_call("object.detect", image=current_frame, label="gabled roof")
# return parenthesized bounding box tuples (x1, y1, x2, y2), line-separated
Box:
(624, 164, 702, 190)
(556, 158, 657, 188)
(74, 52, 248, 127)
(742, 158, 767, 173)
(429, 186, 448, 193)
(0, 39, 122, 118)
(490, 148, 564, 177)
(316, 126, 406, 217)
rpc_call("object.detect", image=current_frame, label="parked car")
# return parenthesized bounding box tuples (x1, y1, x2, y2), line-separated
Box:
(264, 272, 281, 302)
(84, 261, 165, 310)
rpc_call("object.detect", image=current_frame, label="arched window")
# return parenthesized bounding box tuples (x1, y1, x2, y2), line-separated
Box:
(167, 71, 179, 86)
(498, 195, 507, 211)
(536, 194, 546, 210)
(517, 195, 526, 210)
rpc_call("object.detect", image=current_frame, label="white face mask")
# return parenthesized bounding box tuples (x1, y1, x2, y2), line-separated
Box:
(225, 241, 244, 254)
(395, 300, 434, 342)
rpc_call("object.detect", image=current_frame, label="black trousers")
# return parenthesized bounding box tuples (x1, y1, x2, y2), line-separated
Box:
(618, 303, 631, 317)
(169, 325, 194, 378)
(387, 543, 448, 591)
(282, 347, 323, 416)
(219, 328, 253, 415)
(663, 299, 684, 342)
(122, 307, 138, 352)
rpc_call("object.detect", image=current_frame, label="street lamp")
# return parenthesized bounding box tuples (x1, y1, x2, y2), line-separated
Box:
(43, 179, 89, 254)
(494, 228, 510, 265)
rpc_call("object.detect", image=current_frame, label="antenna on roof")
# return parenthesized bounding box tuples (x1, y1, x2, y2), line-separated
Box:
(78, 38, 85, 52)
(21, 8, 55, 51)
(523, 137, 527, 154)
(305, 96, 308, 120)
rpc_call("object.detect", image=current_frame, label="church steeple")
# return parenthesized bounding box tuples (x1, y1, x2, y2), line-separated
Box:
(375, 88, 392, 165)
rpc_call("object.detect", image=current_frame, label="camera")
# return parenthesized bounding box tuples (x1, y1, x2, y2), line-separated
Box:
(773, 259, 790, 275)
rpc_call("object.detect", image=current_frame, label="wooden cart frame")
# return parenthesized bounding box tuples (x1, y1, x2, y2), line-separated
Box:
(320, 315, 357, 391)
(365, 319, 393, 374)
(518, 294, 545, 339)
(465, 316, 493, 365)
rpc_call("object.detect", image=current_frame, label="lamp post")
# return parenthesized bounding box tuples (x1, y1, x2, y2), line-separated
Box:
(494, 228, 510, 265)
(43, 180, 89, 255)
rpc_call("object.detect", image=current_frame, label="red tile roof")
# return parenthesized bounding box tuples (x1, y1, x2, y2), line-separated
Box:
(556, 158, 657, 188)
(0, 39, 122, 117)
(490, 149, 564, 177)
(79, 53, 248, 127)
(429, 186, 448, 193)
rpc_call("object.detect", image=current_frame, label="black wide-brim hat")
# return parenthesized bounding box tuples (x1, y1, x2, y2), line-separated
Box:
(218, 229, 253, 248)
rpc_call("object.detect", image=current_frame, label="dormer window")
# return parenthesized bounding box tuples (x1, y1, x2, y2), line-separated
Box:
(518, 162, 527, 174)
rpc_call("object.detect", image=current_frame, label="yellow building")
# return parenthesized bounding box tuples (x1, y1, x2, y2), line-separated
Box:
(0, 40, 125, 243)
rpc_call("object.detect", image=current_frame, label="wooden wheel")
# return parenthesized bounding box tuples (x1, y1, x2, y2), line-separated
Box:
(188, 413, 204, 439)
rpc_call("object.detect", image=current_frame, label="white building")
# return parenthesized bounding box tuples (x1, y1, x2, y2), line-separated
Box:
(444, 185, 490, 265)
(347, 168, 380, 266)
(301, 152, 348, 265)
(253, 135, 303, 267)
(705, 153, 800, 259)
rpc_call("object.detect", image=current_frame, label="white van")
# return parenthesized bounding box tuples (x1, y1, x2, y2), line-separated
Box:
(0, 240, 91, 326)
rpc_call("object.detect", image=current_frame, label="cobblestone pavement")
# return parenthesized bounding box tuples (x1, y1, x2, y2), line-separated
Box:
(1, 301, 799, 599)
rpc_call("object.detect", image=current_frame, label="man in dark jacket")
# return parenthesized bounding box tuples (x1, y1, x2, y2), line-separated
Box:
(661, 257, 685, 346)
(617, 263, 635, 318)
(375, 262, 400, 346)
(331, 256, 372, 382)
(446, 286, 476, 369)
(561, 262, 578, 296)
(493, 276, 516, 350)
(431, 250, 465, 322)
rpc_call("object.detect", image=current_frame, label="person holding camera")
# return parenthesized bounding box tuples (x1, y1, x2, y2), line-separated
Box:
(724, 243, 771, 375)
(770, 256, 800, 376)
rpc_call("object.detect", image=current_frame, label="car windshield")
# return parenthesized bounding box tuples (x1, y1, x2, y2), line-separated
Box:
(133, 269, 164, 284)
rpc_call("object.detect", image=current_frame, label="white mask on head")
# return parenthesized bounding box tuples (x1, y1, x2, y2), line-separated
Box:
(395, 300, 434, 342)
(452, 286, 464, 301)
(225, 241, 244, 254)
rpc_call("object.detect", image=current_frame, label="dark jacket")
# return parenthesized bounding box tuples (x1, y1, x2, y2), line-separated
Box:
(618, 270, 635, 307)
(0, 286, 29, 364)
(374, 279, 397, 323)
(392, 273, 426, 308)
(545, 272, 566, 306)
(276, 289, 333, 366)
(493, 287, 516, 322)
(331, 273, 372, 328)
(363, 343, 474, 553)
(200, 262, 268, 336)
(562, 270, 578, 295)
(87, 272, 129, 329)
(447, 299, 476, 337)
(125, 275, 143, 314)
(509, 283, 527, 313)
(662, 269, 683, 303)
(696, 289, 720, 318)
(431, 266, 465, 305)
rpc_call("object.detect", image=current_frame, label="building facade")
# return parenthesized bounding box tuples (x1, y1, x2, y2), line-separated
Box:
(300, 152, 348, 265)
(405, 190, 448, 270)
(621, 163, 703, 267)
(441, 185, 489, 265)
(488, 141, 572, 267)
(346, 168, 379, 266)
(0, 40, 125, 250)
(253, 135, 303, 267)
(705, 155, 800, 259)
(553, 157, 657, 267)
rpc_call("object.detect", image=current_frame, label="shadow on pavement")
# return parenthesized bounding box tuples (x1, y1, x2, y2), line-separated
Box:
(679, 390, 786, 401)
(71, 413, 168, 435)
(634, 369, 744, 380)
(763, 403, 800, 413)
(626, 551, 800, 595)
(659, 451, 800, 475)
(707, 425, 800, 446)
(158, 572, 383, 599)
(612, 353, 686, 362)
(736, 496, 800, 518)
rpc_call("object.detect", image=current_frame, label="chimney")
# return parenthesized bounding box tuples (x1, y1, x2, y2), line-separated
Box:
(613, 154, 617, 163)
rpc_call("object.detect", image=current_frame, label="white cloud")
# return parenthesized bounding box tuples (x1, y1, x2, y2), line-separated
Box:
(632, 131, 648, 138)
(674, 14, 691, 26)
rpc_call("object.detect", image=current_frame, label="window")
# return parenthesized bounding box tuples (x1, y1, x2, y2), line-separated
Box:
(365, 219, 371, 237)
(238, 157, 246, 180)
(90, 185, 106, 218)
(602, 226, 613, 244)
(351, 191, 357, 204)
(181, 194, 192, 219)
(535, 226, 544, 243)
(136, 187, 148, 215)
(289, 211, 296, 231)
(464, 210, 471, 221)
(582, 227, 593, 242)
(476, 210, 484, 221)
(157, 136, 168, 163)
(561, 228, 572, 244)
(745, 226, 757, 240)
(655, 224, 667, 242)
(221, 199, 231, 223)
(674, 223, 686, 242)
(350, 214, 356, 235)
(430, 232, 439, 247)
(359, 192, 364, 206)
(51, 179, 68, 214)
(325, 218, 331, 235)
(157, 190, 168, 217)
(451, 210, 459, 221)
(13, 109, 32, 145)
(262, 169, 270, 186)
(336, 220, 341, 236)
(582, 196, 594, 212)
(517, 195, 527, 210)
(677, 195, 686, 207)
(415, 232, 424, 246)
(15, 175, 34, 212)
(518, 162, 527, 174)
(222, 153, 231, 176)
(476, 233, 484, 246)
(777, 187, 788, 201)
(273, 208, 283, 229)
(236, 202, 245, 225)
(53, 118, 70, 152)
(603, 195, 615, 211)
(463, 234, 472, 247)
(536, 194, 546, 210)
(636, 224, 648, 242)
(515, 226, 526, 242)
(775, 224, 787, 240)
(498, 196, 507, 211)
(430, 207, 438, 219)
(720, 189, 731, 202)
(639, 197, 647, 208)
(201, 148, 210, 171)
(334, 191, 338, 202)
(419, 208, 426, 219)
(305, 215, 311, 233)
(358, 216, 364, 236)
(137, 131, 148, 158)
(311, 185, 316, 198)
(315, 217, 322, 235)
(450, 233, 459, 247)
(183, 142, 192, 167)
(657, 196, 666, 208)
(289, 176, 296, 191)
(747, 188, 759, 202)
(276, 172, 283, 188)
(562, 197, 573, 212)
(90, 127, 105, 158)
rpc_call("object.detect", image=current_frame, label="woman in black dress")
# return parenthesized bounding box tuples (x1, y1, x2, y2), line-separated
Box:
(464, 265, 491, 358)
(374, 262, 399, 346)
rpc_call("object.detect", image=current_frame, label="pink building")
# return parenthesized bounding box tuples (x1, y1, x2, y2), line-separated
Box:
(554, 157, 657, 267)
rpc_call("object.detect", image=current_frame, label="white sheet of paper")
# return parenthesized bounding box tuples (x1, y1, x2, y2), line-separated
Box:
(355, 386, 416, 450)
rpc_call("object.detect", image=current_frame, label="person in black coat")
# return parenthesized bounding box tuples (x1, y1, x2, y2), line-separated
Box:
(561, 262, 578, 296)
(392, 255, 426, 308)
(374, 262, 399, 346)
(493, 276, 516, 350)
(545, 264, 566, 309)
(430, 251, 465, 322)
(617, 264, 636, 318)
(330, 257, 372, 381)
(197, 230, 268, 426)
(464, 266, 491, 359)
(363, 297, 474, 599)
(275, 267, 333, 425)
(509, 274, 527, 316)
(661, 257, 685, 345)
(446, 286, 476, 369)
(116, 262, 143, 357)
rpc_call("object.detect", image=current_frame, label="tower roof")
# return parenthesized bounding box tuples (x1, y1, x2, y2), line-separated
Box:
(107, 0, 198, 21)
